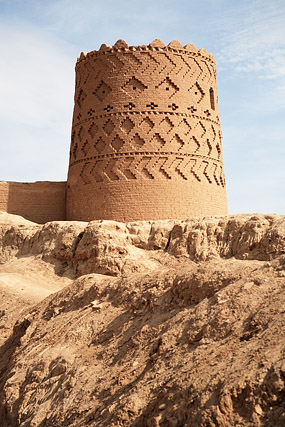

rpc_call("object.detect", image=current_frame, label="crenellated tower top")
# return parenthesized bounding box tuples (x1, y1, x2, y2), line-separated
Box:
(76, 39, 215, 65)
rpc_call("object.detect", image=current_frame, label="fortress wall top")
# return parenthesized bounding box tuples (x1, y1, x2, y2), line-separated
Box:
(0, 181, 66, 223)
(76, 39, 216, 66)
(66, 39, 227, 221)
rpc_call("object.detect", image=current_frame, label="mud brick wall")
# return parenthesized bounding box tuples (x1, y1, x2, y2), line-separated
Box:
(0, 181, 66, 223)
(0, 182, 9, 213)
(66, 39, 228, 221)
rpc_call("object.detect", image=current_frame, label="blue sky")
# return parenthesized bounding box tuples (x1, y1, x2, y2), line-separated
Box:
(0, 0, 284, 214)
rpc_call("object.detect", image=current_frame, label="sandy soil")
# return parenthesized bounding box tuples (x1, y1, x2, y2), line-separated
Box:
(0, 212, 284, 426)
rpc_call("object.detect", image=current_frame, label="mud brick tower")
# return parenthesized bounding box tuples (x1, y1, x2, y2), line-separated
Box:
(66, 39, 228, 221)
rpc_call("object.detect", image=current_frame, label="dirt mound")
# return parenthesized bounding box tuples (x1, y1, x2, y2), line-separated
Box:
(0, 213, 284, 426)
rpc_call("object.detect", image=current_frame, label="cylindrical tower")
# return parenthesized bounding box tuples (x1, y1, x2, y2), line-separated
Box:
(66, 39, 227, 221)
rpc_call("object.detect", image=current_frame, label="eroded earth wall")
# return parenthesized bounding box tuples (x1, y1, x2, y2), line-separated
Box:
(0, 181, 66, 223)
(66, 39, 228, 221)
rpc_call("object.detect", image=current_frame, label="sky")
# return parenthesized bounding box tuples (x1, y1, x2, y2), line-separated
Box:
(0, 0, 284, 214)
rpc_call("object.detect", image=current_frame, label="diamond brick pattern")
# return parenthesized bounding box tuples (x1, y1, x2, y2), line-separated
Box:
(93, 80, 112, 101)
(123, 77, 147, 97)
(103, 119, 115, 135)
(67, 40, 227, 222)
(132, 134, 145, 148)
(160, 117, 174, 133)
(157, 76, 179, 98)
(88, 122, 99, 138)
(94, 136, 106, 154)
(121, 117, 135, 133)
(140, 117, 154, 133)
(81, 140, 91, 156)
(111, 135, 124, 151)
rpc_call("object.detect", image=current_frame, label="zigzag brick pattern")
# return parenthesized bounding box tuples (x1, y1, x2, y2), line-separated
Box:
(67, 40, 228, 221)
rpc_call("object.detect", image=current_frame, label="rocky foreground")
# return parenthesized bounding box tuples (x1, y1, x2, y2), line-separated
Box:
(0, 212, 284, 426)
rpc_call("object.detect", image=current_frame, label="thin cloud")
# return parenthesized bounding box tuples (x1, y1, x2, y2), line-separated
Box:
(216, 1, 285, 81)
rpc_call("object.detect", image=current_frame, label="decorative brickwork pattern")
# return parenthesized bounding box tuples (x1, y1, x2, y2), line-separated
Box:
(66, 40, 228, 221)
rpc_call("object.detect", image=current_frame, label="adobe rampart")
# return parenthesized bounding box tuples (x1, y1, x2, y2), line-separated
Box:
(0, 181, 66, 224)
(1, 40, 227, 223)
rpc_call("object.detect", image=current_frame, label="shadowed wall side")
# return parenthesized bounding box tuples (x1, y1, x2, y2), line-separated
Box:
(0, 181, 66, 224)
(0, 182, 9, 213)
